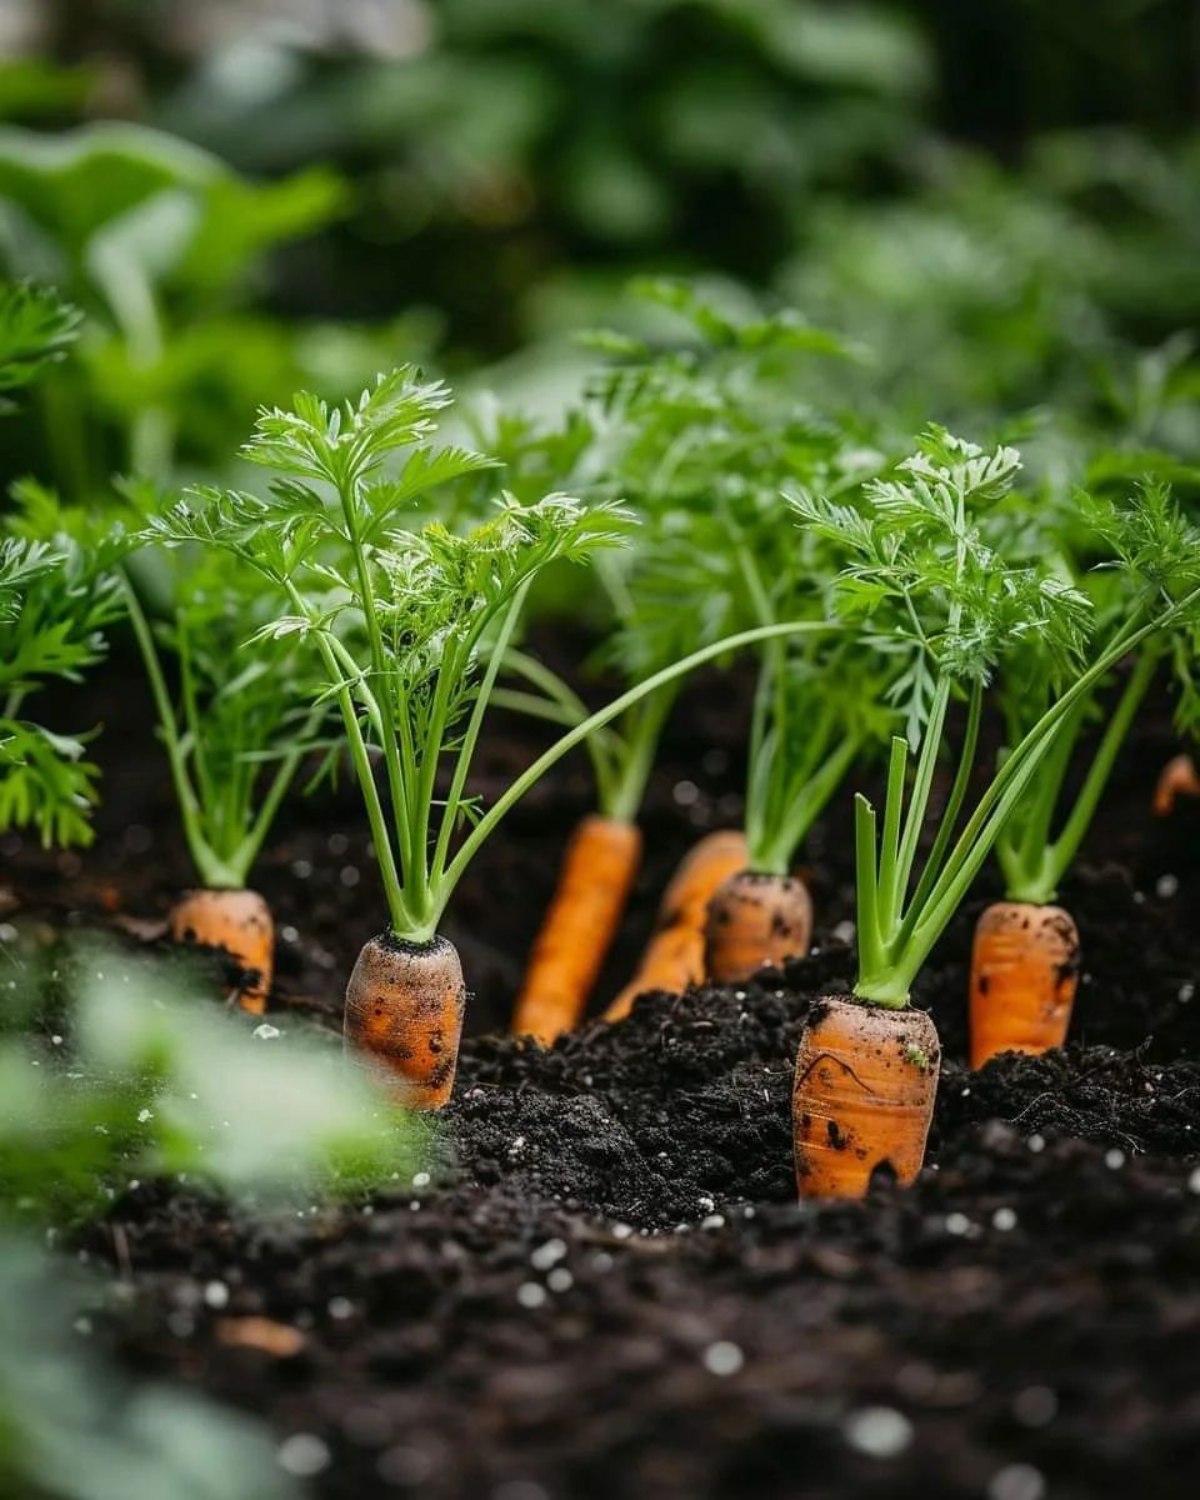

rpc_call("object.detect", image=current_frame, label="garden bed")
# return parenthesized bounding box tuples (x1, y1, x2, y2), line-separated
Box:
(7, 669, 1196, 1499)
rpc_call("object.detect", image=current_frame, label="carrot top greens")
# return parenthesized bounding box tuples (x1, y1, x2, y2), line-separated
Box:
(794, 427, 1200, 1007)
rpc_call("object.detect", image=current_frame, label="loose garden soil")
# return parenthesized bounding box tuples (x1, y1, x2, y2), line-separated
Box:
(10, 659, 1200, 1499)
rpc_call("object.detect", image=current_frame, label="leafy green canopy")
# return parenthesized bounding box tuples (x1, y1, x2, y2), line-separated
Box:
(150, 368, 631, 940)
(793, 427, 1200, 1006)
(575, 279, 893, 866)
(0, 283, 127, 847)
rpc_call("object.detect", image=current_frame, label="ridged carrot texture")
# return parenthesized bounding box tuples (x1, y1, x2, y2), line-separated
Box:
(345, 933, 467, 1110)
(512, 815, 643, 1044)
(969, 901, 1080, 1070)
(605, 829, 748, 1022)
(168, 888, 274, 1015)
(1153, 753, 1200, 817)
(793, 997, 941, 1199)
(703, 869, 812, 985)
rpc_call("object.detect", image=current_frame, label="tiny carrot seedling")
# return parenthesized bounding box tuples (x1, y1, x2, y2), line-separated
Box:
(156, 369, 827, 1105)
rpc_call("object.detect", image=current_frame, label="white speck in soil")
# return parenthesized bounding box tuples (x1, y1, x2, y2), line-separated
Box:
(702, 1341, 744, 1376)
(611, 1222, 633, 1240)
(412, 1171, 430, 1188)
(833, 919, 856, 944)
(252, 1023, 282, 1041)
(701, 1214, 726, 1230)
(1156, 873, 1179, 898)
(530, 1238, 567, 1271)
(945, 1212, 971, 1236)
(1012, 1386, 1058, 1427)
(697, 1195, 715, 1212)
(591, 1252, 613, 1273)
(1105, 1148, 1126, 1170)
(672, 779, 699, 807)
(281, 925, 299, 943)
(137, 1107, 153, 1123)
(1179, 982, 1195, 1004)
(340, 865, 360, 888)
(843, 1406, 913, 1458)
(278, 1434, 331, 1478)
(992, 1207, 1018, 1232)
(328, 1297, 354, 1320)
(1027, 1133, 1045, 1153)
(291, 859, 313, 879)
(988, 1463, 1046, 1500)
(517, 1282, 547, 1309)
(547, 1268, 573, 1293)
(203, 1281, 229, 1309)
(327, 833, 349, 856)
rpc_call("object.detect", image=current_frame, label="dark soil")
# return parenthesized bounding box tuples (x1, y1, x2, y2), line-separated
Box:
(11, 662, 1200, 1499)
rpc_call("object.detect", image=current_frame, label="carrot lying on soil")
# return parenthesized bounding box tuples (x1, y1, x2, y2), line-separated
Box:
(168, 887, 274, 1014)
(512, 814, 642, 1044)
(1153, 753, 1200, 816)
(704, 869, 812, 985)
(969, 900, 1079, 1069)
(345, 932, 467, 1109)
(604, 828, 747, 1021)
(793, 996, 940, 1199)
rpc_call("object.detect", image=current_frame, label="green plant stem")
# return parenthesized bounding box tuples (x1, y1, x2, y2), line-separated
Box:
(433, 621, 836, 931)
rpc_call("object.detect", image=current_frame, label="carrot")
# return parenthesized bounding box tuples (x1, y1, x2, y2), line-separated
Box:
(1153, 753, 1200, 816)
(703, 869, 812, 985)
(604, 829, 748, 1021)
(793, 996, 940, 1199)
(345, 932, 467, 1109)
(969, 900, 1079, 1069)
(168, 887, 274, 1015)
(512, 814, 642, 1044)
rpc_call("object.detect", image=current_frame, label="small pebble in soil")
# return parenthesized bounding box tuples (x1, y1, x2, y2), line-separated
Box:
(1156, 873, 1179, 898)
(992, 1207, 1018, 1232)
(702, 1341, 744, 1377)
(988, 1463, 1046, 1500)
(945, 1212, 971, 1236)
(1012, 1386, 1058, 1428)
(328, 1297, 354, 1320)
(252, 1024, 281, 1041)
(203, 1281, 229, 1309)
(530, 1238, 567, 1271)
(591, 1252, 613, 1273)
(833, 919, 855, 944)
(612, 1223, 633, 1240)
(340, 866, 360, 888)
(281, 925, 299, 943)
(412, 1171, 431, 1188)
(842, 1406, 913, 1459)
(328, 833, 349, 856)
(673, 780, 699, 807)
(701, 1214, 726, 1230)
(547, 1268, 573, 1293)
(1180, 981, 1195, 1003)
(1027, 1134, 1045, 1153)
(291, 859, 313, 879)
(277, 1434, 331, 1478)
(517, 1282, 547, 1309)
(1105, 1148, 1126, 1169)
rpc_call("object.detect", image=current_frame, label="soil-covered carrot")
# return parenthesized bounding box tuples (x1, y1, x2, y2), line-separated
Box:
(605, 828, 747, 1020)
(704, 869, 812, 985)
(167, 887, 275, 1015)
(345, 933, 467, 1108)
(793, 997, 940, 1198)
(969, 901, 1078, 1068)
(513, 815, 642, 1043)
(1154, 753, 1200, 816)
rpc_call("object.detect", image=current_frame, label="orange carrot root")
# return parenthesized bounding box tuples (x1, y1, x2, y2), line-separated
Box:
(969, 900, 1079, 1070)
(168, 887, 274, 1014)
(793, 996, 940, 1199)
(512, 814, 642, 1044)
(703, 869, 812, 985)
(345, 932, 466, 1109)
(1153, 753, 1200, 817)
(605, 828, 748, 1022)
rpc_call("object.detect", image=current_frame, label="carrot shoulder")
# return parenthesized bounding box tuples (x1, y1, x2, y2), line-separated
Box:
(793, 996, 940, 1199)
(704, 869, 812, 985)
(969, 900, 1079, 1069)
(512, 814, 642, 1044)
(605, 829, 747, 1021)
(168, 887, 274, 1014)
(345, 932, 466, 1109)
(1153, 753, 1200, 817)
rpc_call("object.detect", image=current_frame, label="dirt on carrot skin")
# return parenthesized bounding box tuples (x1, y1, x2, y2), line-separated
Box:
(14, 662, 1200, 1500)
